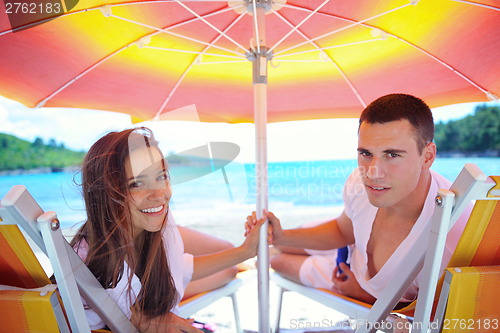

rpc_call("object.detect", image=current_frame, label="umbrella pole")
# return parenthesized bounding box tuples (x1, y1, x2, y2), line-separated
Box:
(255, 82, 269, 333)
(252, 3, 270, 332)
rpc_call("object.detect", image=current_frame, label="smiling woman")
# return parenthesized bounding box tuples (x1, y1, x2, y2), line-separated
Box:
(70, 127, 186, 331)
(125, 130, 172, 236)
(65, 126, 264, 332)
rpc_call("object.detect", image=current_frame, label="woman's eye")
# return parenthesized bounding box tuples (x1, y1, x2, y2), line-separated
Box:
(158, 173, 169, 181)
(129, 181, 142, 189)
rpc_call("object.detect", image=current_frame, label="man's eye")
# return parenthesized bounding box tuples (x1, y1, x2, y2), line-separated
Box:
(388, 153, 400, 158)
(359, 151, 371, 157)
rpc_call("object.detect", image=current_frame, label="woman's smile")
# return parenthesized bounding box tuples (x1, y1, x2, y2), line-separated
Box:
(140, 204, 165, 215)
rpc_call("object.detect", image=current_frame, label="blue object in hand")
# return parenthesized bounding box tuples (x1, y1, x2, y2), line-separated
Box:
(336, 246, 350, 274)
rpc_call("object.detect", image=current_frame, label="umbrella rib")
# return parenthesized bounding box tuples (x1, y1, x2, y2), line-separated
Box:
(272, 38, 383, 59)
(272, 59, 330, 63)
(251, 0, 260, 53)
(0, 7, 95, 35)
(274, 2, 411, 57)
(274, 2, 494, 99)
(111, 13, 246, 57)
(153, 11, 247, 119)
(33, 6, 245, 108)
(174, 0, 249, 54)
(143, 47, 245, 60)
(35, 47, 127, 108)
(155, 5, 243, 31)
(268, 0, 330, 54)
(198, 60, 249, 64)
(0, 1, 240, 51)
(0, 0, 202, 35)
(449, 0, 500, 11)
(272, 10, 367, 108)
(393, 36, 494, 98)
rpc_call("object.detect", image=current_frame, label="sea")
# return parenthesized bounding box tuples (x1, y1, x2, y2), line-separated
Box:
(1, 157, 499, 331)
(1, 157, 499, 244)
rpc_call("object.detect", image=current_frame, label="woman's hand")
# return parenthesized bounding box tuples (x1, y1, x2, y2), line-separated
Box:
(244, 210, 283, 245)
(240, 212, 267, 258)
(130, 308, 203, 333)
(331, 263, 376, 305)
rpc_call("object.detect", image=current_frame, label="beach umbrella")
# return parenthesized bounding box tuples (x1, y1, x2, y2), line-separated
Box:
(1, 0, 499, 331)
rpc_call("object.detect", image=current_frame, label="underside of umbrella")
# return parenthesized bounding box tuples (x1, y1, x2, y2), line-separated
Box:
(1, 0, 499, 123)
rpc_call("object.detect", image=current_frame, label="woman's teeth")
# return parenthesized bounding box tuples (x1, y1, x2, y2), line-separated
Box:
(140, 205, 163, 213)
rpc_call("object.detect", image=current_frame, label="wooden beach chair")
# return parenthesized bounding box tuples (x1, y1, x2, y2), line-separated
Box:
(272, 164, 500, 333)
(1, 185, 249, 333)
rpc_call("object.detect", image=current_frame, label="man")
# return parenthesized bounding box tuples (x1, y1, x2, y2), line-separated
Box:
(247, 93, 470, 305)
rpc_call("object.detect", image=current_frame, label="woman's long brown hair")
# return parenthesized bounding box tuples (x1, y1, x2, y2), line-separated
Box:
(71, 127, 177, 319)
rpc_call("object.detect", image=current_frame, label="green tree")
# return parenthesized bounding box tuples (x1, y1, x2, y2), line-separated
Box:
(48, 138, 58, 148)
(0, 133, 86, 171)
(434, 105, 500, 156)
(0, 137, 8, 149)
(32, 137, 44, 147)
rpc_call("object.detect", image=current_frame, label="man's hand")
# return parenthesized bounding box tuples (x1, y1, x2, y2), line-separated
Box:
(264, 210, 284, 244)
(245, 210, 279, 244)
(331, 263, 376, 305)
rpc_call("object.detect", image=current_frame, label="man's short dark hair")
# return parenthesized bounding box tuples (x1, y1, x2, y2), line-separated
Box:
(359, 93, 434, 153)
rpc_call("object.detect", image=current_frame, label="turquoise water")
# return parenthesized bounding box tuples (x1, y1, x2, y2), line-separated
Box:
(1, 158, 499, 230)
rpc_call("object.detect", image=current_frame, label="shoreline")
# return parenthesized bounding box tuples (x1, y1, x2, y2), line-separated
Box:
(1, 154, 498, 177)
(436, 151, 499, 158)
(0, 166, 80, 176)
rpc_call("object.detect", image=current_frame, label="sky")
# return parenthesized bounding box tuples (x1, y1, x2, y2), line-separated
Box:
(0, 96, 498, 162)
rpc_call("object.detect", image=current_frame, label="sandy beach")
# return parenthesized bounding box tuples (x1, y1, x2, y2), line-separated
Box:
(173, 205, 343, 246)
(190, 267, 354, 333)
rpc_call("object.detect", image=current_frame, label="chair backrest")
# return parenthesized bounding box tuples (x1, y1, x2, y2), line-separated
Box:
(0, 224, 50, 288)
(395, 183, 500, 317)
(1, 185, 136, 333)
(432, 177, 500, 332)
(448, 198, 500, 268)
(439, 265, 500, 333)
(0, 222, 68, 332)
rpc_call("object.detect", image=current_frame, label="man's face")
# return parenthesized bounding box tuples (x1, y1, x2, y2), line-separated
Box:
(357, 119, 433, 209)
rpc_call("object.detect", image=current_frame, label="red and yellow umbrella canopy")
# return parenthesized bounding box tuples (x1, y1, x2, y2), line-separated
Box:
(0, 0, 499, 123)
